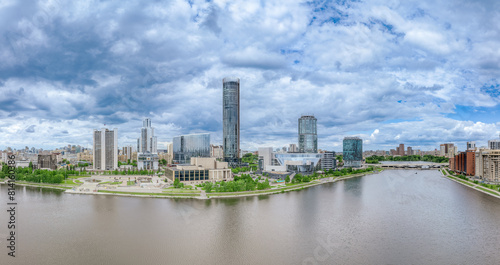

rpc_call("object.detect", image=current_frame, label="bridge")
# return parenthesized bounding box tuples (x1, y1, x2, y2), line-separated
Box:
(377, 163, 447, 169)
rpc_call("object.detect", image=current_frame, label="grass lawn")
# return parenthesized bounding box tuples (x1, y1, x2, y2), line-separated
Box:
(98, 190, 198, 197)
(62, 179, 82, 185)
(476, 187, 500, 196)
(127, 181, 135, 186)
(162, 189, 200, 194)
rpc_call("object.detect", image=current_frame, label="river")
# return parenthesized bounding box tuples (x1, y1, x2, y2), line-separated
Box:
(1, 169, 499, 265)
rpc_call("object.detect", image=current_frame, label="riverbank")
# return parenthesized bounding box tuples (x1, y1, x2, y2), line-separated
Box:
(0, 168, 384, 199)
(440, 169, 500, 199)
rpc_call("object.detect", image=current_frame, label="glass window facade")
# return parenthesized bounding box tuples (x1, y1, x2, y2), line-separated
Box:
(223, 77, 240, 164)
(298, 115, 317, 153)
(275, 153, 323, 172)
(343, 137, 363, 168)
(174, 170, 209, 182)
(173, 133, 210, 164)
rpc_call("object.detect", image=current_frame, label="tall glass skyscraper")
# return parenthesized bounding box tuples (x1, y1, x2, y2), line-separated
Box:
(223, 77, 240, 164)
(173, 133, 210, 164)
(298, 115, 317, 153)
(343, 137, 363, 168)
(137, 118, 158, 170)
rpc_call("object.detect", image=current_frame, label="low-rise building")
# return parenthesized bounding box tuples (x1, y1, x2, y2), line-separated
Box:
(165, 157, 232, 184)
(38, 154, 57, 170)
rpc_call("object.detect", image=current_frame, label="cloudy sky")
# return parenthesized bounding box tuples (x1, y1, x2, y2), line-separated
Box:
(1, 0, 499, 152)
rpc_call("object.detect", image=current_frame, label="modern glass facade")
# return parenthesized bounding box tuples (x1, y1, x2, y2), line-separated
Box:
(173, 133, 210, 164)
(174, 169, 210, 182)
(298, 115, 317, 153)
(274, 153, 323, 172)
(343, 137, 363, 168)
(223, 77, 240, 164)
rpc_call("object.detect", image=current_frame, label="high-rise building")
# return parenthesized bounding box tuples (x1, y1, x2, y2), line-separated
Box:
(258, 147, 273, 171)
(93, 128, 118, 170)
(407, 146, 413, 156)
(137, 118, 157, 154)
(467, 141, 477, 150)
(289, 144, 298, 153)
(123, 146, 133, 161)
(298, 115, 317, 153)
(137, 118, 159, 170)
(398, 144, 405, 156)
(222, 77, 240, 164)
(475, 148, 500, 183)
(173, 133, 210, 164)
(210, 145, 224, 160)
(321, 151, 336, 170)
(343, 137, 363, 168)
(440, 143, 456, 158)
(488, 139, 500, 150)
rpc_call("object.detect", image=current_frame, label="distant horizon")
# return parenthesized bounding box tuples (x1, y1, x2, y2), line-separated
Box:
(1, 1, 499, 152)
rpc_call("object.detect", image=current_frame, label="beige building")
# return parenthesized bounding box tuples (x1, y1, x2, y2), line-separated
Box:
(159, 152, 172, 165)
(165, 157, 232, 184)
(210, 144, 223, 160)
(475, 149, 500, 183)
(77, 150, 93, 162)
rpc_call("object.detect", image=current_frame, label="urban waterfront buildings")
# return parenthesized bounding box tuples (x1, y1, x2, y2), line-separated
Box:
(440, 143, 457, 158)
(258, 147, 273, 171)
(173, 133, 210, 164)
(222, 77, 240, 164)
(298, 115, 318, 153)
(268, 153, 323, 172)
(343, 137, 363, 168)
(475, 149, 500, 183)
(210, 144, 224, 160)
(137, 118, 159, 170)
(93, 128, 118, 170)
(321, 151, 336, 170)
(165, 157, 232, 184)
(488, 139, 500, 150)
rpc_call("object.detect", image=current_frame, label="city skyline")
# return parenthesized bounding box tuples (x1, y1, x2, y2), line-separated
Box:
(1, 0, 499, 151)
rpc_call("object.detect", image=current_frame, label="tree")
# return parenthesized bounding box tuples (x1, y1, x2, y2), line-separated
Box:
(285, 175, 290, 183)
(204, 182, 213, 193)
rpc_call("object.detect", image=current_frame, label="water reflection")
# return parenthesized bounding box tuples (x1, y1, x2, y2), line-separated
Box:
(1, 170, 500, 265)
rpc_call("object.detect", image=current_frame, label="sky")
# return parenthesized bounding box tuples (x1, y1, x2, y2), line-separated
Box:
(0, 0, 499, 152)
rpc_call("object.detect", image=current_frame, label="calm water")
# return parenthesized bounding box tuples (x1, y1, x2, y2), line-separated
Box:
(1, 170, 500, 265)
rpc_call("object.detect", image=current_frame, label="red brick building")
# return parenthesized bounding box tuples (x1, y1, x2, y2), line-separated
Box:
(450, 150, 475, 176)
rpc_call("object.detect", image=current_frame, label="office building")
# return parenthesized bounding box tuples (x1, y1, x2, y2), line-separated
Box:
(136, 119, 159, 170)
(258, 147, 273, 171)
(343, 137, 363, 168)
(137, 118, 157, 154)
(298, 115, 317, 153)
(321, 151, 336, 170)
(289, 144, 298, 153)
(222, 77, 240, 164)
(407, 147, 412, 156)
(93, 128, 118, 170)
(123, 146, 133, 161)
(173, 133, 210, 164)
